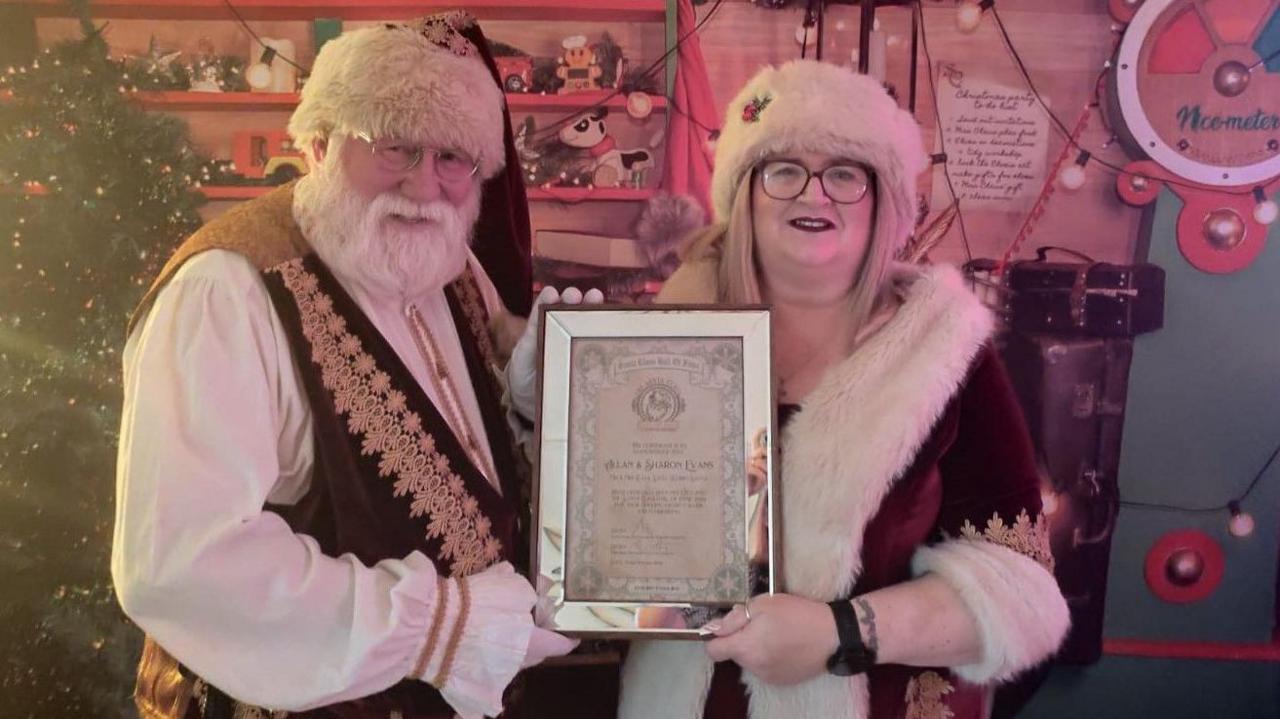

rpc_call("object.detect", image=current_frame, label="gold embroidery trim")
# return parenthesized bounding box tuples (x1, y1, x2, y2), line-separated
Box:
(959, 508, 1054, 573)
(413, 576, 451, 681)
(433, 575, 471, 688)
(270, 259, 502, 575)
(452, 269, 497, 373)
(192, 679, 289, 719)
(411, 11, 480, 58)
(905, 671, 955, 719)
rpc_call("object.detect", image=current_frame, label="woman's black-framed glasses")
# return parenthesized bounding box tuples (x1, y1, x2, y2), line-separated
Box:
(352, 132, 479, 182)
(758, 160, 874, 204)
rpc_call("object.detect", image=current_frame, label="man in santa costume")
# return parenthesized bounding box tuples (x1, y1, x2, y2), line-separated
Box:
(113, 13, 574, 719)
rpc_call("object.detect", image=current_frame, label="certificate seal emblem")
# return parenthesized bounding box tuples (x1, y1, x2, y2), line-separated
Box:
(632, 378, 687, 423)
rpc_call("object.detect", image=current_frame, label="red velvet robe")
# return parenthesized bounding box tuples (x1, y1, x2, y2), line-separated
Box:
(620, 249, 1067, 719)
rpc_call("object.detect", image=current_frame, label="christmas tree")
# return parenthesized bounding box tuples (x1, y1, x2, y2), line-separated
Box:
(0, 4, 204, 715)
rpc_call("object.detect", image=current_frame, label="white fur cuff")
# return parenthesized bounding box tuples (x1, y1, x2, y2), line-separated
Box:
(911, 539, 1069, 685)
(618, 641, 714, 719)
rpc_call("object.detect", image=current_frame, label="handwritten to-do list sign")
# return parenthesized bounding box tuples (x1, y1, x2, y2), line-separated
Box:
(932, 64, 1050, 211)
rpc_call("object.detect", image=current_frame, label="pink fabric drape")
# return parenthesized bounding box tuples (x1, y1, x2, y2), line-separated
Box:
(661, 0, 718, 219)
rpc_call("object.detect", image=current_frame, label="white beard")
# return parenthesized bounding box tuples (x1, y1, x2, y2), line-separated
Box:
(293, 159, 481, 299)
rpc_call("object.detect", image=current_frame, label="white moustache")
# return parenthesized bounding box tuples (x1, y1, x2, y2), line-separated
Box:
(371, 195, 457, 224)
(295, 165, 481, 300)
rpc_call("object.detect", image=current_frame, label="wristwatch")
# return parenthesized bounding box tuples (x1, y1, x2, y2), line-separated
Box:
(826, 600, 877, 676)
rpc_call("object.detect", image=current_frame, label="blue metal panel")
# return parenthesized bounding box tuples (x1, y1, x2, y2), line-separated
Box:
(1023, 188, 1280, 717)
(1021, 655, 1280, 718)
(1104, 188, 1279, 643)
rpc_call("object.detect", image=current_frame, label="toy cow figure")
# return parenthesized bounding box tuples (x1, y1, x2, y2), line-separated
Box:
(558, 107, 654, 188)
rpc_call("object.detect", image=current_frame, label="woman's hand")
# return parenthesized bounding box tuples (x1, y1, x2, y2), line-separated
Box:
(703, 594, 838, 685)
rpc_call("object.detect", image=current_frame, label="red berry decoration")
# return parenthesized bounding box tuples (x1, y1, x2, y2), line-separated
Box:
(741, 95, 772, 124)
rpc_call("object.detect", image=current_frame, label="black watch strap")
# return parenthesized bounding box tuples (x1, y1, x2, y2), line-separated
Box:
(826, 600, 876, 676)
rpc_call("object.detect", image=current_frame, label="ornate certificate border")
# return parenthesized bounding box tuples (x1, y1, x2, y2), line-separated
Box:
(533, 306, 775, 639)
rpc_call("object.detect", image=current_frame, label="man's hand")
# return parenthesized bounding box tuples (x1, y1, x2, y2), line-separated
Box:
(506, 286, 604, 420)
(703, 594, 838, 686)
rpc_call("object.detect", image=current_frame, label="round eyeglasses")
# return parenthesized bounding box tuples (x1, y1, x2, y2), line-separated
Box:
(758, 160, 874, 204)
(353, 132, 479, 182)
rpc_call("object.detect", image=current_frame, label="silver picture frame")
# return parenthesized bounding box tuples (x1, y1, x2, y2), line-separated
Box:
(533, 305, 777, 638)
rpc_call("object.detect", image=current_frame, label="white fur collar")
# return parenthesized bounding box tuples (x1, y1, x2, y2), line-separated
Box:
(621, 263, 993, 719)
(777, 262, 993, 600)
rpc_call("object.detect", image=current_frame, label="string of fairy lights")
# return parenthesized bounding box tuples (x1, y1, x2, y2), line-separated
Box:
(7, 0, 1272, 535)
(935, 0, 1276, 537)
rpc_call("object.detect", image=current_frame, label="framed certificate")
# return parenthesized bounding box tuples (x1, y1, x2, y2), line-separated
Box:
(533, 306, 776, 638)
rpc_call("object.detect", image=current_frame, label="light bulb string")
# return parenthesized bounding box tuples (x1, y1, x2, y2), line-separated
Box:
(993, 103, 1093, 275)
(221, 0, 307, 73)
(915, 0, 974, 265)
(1117, 438, 1280, 514)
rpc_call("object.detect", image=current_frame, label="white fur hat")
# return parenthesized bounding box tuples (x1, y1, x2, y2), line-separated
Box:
(288, 14, 506, 179)
(711, 60, 928, 251)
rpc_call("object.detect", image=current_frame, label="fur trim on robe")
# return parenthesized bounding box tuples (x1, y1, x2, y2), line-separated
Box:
(912, 539, 1068, 685)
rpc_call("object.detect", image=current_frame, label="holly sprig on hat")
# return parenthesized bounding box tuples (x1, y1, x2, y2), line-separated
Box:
(742, 94, 772, 123)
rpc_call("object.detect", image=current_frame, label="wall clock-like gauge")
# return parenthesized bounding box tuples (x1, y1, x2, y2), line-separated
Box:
(1112, 0, 1280, 273)
(1114, 0, 1280, 186)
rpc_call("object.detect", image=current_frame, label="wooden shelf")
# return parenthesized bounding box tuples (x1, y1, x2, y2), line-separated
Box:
(506, 91, 666, 113)
(527, 187, 656, 202)
(134, 91, 299, 110)
(204, 186, 655, 202)
(133, 90, 667, 114)
(200, 185, 272, 199)
(14, 0, 667, 22)
(7, 183, 267, 199)
(17, 184, 656, 203)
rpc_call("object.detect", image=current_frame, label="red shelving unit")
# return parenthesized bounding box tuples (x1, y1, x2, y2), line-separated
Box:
(133, 90, 667, 114)
(56, 2, 676, 211)
(527, 187, 656, 203)
(133, 91, 299, 110)
(14, 0, 666, 22)
(6, 183, 262, 200)
(200, 185, 271, 200)
(506, 91, 667, 113)
(198, 186, 657, 202)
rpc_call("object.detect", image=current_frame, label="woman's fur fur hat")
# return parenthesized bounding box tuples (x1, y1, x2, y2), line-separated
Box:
(288, 14, 506, 179)
(711, 60, 928, 251)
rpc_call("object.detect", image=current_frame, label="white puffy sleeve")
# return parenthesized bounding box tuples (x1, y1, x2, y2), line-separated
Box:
(113, 250, 532, 715)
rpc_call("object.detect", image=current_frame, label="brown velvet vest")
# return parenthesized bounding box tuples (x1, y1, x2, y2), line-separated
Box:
(128, 184, 528, 719)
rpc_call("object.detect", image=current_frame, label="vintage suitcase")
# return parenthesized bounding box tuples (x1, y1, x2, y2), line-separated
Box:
(990, 331, 1135, 719)
(999, 331, 1134, 664)
(1008, 247, 1165, 337)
